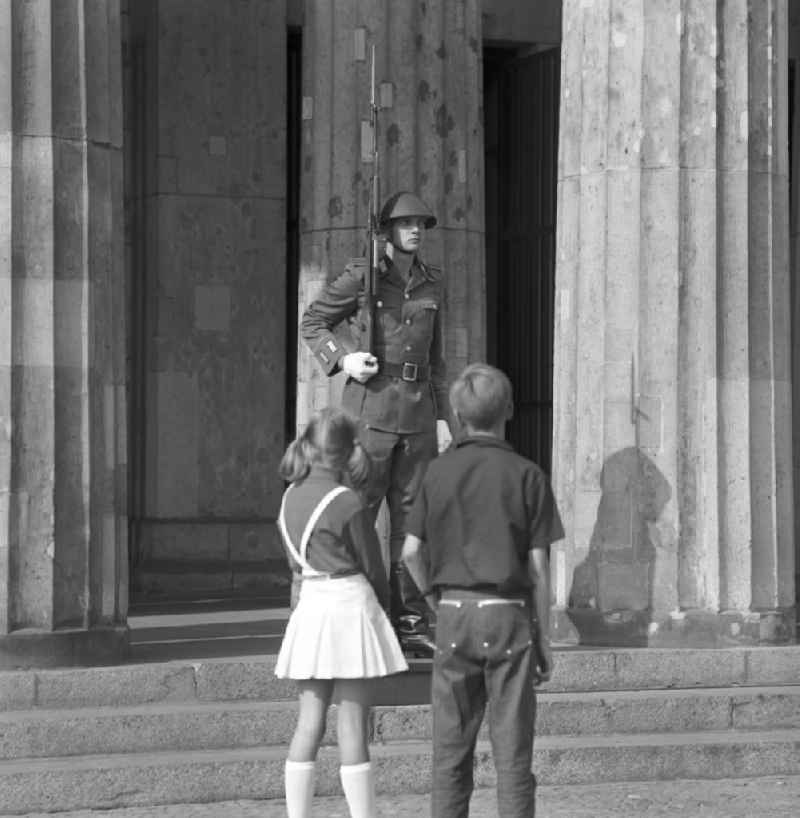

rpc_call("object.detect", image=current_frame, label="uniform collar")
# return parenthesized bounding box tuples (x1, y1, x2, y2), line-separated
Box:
(379, 254, 431, 284)
(378, 256, 431, 278)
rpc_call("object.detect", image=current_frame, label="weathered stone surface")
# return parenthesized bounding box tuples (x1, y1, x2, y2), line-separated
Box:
(553, 0, 793, 644)
(34, 663, 196, 709)
(3, 733, 800, 814)
(1, 1, 127, 663)
(194, 658, 295, 703)
(0, 672, 35, 711)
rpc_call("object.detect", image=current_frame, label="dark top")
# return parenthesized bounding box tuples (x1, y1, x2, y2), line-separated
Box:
(300, 255, 448, 433)
(405, 436, 564, 594)
(280, 465, 389, 609)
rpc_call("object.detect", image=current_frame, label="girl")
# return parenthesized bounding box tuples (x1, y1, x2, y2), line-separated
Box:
(275, 407, 408, 817)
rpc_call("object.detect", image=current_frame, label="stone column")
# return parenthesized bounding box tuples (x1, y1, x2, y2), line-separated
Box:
(296, 0, 485, 427)
(553, 0, 794, 646)
(0, 1, 128, 667)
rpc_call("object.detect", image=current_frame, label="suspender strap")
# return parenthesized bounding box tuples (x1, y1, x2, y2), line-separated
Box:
(278, 485, 350, 577)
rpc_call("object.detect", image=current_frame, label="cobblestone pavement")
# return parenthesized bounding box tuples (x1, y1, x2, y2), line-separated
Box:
(21, 776, 800, 817)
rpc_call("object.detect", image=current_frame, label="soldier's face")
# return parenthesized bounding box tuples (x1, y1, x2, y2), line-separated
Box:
(390, 217, 426, 253)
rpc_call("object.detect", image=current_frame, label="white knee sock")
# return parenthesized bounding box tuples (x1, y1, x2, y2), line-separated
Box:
(339, 761, 376, 818)
(285, 759, 315, 818)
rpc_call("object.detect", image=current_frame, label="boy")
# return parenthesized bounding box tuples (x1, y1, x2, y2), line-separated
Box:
(402, 363, 563, 817)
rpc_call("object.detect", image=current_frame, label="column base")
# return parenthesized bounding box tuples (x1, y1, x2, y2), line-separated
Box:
(0, 626, 130, 670)
(552, 607, 797, 648)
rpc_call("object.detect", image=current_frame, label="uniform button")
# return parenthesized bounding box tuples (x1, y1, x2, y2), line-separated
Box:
(405, 346, 412, 352)
(405, 319, 412, 325)
(376, 300, 383, 308)
(482, 641, 489, 648)
(404, 293, 410, 299)
(450, 642, 457, 649)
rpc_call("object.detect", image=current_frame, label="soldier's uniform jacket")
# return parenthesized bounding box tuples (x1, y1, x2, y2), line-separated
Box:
(301, 255, 448, 434)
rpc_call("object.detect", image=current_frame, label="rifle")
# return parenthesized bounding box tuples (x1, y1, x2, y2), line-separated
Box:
(363, 44, 380, 354)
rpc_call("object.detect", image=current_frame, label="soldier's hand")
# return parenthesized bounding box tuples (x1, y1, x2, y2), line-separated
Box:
(342, 352, 379, 383)
(436, 419, 453, 453)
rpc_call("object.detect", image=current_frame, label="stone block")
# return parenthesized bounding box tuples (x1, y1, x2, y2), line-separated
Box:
(147, 371, 199, 516)
(34, 663, 196, 708)
(232, 566, 290, 597)
(732, 689, 800, 730)
(194, 285, 231, 331)
(138, 569, 232, 598)
(542, 649, 617, 692)
(143, 522, 230, 562)
(744, 646, 800, 685)
(195, 658, 295, 702)
(613, 648, 747, 689)
(0, 702, 333, 760)
(0, 672, 35, 711)
(228, 523, 282, 562)
(0, 627, 128, 671)
(373, 705, 432, 743)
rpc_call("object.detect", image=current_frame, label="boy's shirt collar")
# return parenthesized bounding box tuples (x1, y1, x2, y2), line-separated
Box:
(455, 435, 513, 451)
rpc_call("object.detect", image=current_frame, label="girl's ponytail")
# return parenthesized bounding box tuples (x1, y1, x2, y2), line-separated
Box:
(346, 439, 371, 492)
(279, 426, 315, 483)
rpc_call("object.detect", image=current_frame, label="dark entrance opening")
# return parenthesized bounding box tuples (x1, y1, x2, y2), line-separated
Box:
(285, 28, 302, 446)
(484, 46, 560, 474)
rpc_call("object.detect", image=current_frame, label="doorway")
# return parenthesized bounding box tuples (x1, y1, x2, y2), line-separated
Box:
(484, 46, 560, 474)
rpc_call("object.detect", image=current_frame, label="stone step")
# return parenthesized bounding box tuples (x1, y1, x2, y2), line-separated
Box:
(3, 646, 799, 712)
(2, 730, 800, 815)
(2, 686, 799, 761)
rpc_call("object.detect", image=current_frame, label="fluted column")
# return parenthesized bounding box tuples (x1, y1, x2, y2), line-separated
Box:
(553, 0, 794, 646)
(0, 0, 128, 667)
(296, 0, 484, 427)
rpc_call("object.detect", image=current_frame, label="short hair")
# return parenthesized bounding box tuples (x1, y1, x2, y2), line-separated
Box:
(449, 363, 513, 431)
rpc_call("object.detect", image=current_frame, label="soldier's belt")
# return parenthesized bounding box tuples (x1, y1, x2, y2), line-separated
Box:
(377, 360, 430, 382)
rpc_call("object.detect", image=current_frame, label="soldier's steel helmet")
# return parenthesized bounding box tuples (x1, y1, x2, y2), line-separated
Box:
(379, 192, 437, 229)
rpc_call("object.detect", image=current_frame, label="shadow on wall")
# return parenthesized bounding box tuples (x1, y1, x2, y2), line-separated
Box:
(567, 448, 671, 646)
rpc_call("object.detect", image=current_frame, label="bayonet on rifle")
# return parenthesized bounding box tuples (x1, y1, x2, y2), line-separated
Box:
(363, 44, 380, 354)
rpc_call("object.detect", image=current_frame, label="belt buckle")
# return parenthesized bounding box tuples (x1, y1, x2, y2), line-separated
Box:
(401, 362, 418, 382)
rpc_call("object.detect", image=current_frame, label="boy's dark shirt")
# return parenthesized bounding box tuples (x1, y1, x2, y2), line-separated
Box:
(405, 435, 564, 593)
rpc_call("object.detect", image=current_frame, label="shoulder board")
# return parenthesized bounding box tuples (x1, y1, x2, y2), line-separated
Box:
(346, 257, 368, 268)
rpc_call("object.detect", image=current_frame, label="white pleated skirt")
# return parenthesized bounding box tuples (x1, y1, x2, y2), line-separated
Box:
(275, 573, 408, 680)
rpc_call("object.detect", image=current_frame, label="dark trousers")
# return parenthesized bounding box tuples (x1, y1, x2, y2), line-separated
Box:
(360, 427, 437, 633)
(361, 426, 437, 562)
(432, 592, 537, 818)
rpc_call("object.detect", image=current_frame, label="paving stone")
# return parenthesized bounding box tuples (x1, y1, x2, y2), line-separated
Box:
(16, 776, 800, 818)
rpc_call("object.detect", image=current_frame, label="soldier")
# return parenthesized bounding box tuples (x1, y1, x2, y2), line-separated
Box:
(301, 191, 451, 657)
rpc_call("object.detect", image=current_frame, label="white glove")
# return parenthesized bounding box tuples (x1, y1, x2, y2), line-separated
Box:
(436, 419, 453, 453)
(341, 351, 379, 383)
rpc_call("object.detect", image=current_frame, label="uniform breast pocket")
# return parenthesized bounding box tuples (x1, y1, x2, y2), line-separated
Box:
(406, 299, 438, 337)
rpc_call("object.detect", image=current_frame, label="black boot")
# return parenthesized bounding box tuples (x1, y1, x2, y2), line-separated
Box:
(390, 563, 435, 658)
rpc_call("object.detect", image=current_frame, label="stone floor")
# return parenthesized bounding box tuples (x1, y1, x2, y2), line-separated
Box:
(20, 776, 800, 817)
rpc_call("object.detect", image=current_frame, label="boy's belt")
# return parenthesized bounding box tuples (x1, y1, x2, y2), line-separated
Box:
(378, 360, 430, 382)
(439, 587, 529, 607)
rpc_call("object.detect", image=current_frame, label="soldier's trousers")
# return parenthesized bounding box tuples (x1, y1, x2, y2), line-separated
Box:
(360, 426, 437, 563)
(360, 426, 436, 629)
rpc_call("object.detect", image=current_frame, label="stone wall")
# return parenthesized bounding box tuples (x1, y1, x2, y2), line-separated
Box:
(128, 0, 290, 602)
